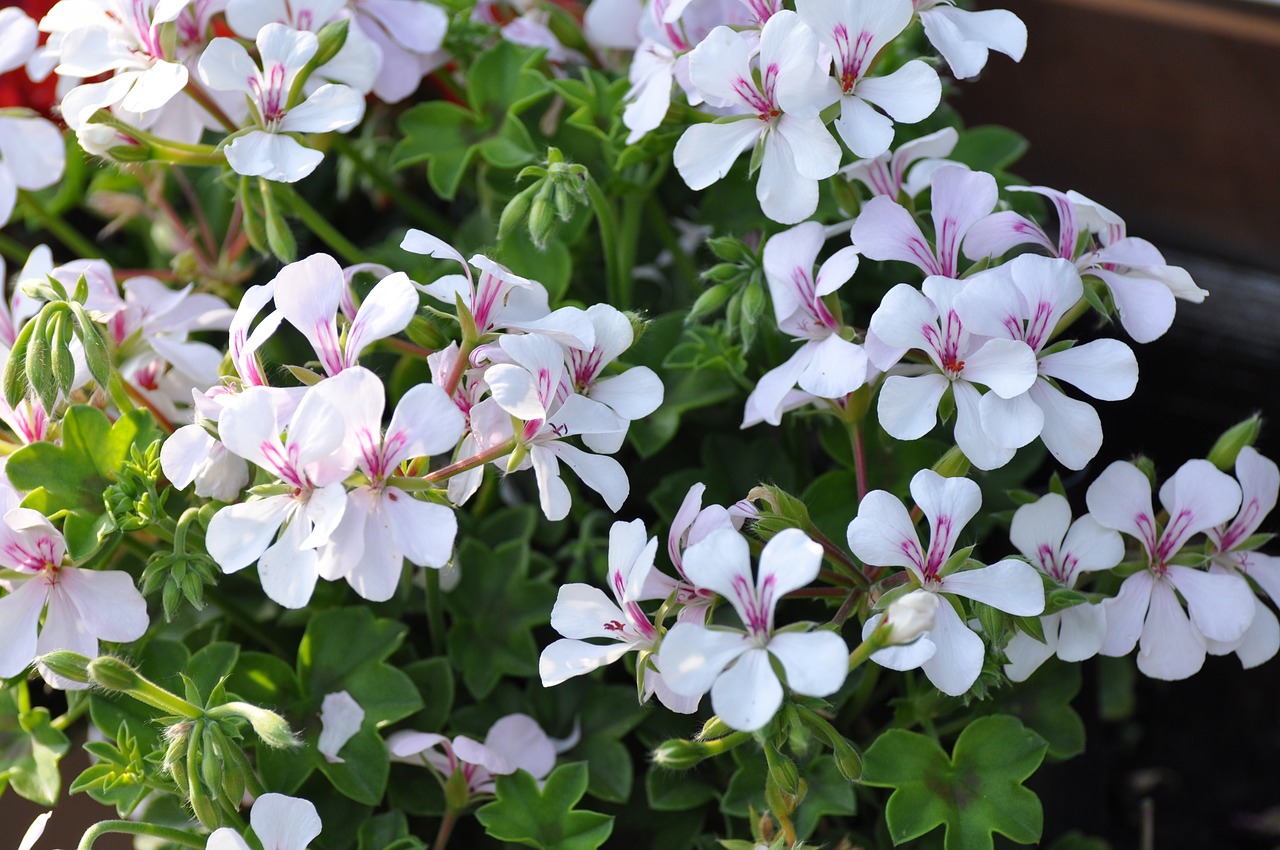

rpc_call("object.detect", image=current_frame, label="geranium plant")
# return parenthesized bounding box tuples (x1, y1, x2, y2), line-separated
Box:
(0, 1, 1266, 848)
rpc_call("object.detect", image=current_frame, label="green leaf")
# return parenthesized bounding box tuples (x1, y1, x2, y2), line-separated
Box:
(227, 652, 302, 710)
(358, 811, 427, 850)
(186, 642, 240, 707)
(445, 538, 555, 699)
(476, 762, 614, 850)
(317, 726, 390, 805)
(950, 125, 1029, 173)
(861, 714, 1048, 849)
(0, 692, 71, 806)
(298, 607, 408, 698)
(645, 765, 717, 812)
(403, 657, 455, 732)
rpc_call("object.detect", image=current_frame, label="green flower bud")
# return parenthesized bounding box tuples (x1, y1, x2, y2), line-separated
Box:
(1208, 414, 1262, 471)
(38, 651, 91, 684)
(528, 191, 556, 250)
(498, 184, 536, 239)
(931, 445, 971, 479)
(210, 701, 299, 749)
(312, 18, 350, 69)
(88, 656, 143, 692)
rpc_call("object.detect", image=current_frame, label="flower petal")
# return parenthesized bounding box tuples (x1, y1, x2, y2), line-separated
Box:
(711, 646, 783, 731)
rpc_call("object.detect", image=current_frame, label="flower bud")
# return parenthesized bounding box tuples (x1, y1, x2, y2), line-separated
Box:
(931, 445, 971, 479)
(312, 18, 350, 70)
(764, 747, 800, 796)
(38, 651, 91, 685)
(883, 590, 938, 645)
(88, 656, 143, 692)
(211, 702, 299, 750)
(1208, 414, 1262, 471)
(652, 738, 713, 770)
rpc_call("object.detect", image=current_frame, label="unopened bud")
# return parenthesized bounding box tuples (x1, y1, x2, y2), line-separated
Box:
(764, 747, 800, 796)
(883, 589, 938, 645)
(211, 701, 299, 749)
(696, 716, 735, 741)
(653, 729, 750, 770)
(312, 18, 350, 69)
(1208, 414, 1262, 471)
(830, 735, 863, 781)
(38, 651, 91, 684)
(498, 184, 535, 238)
(931, 445, 971, 479)
(746, 483, 811, 539)
(528, 193, 556, 249)
(88, 656, 143, 692)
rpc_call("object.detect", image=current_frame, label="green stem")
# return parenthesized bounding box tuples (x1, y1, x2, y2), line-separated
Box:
(850, 420, 869, 503)
(330, 135, 449, 233)
(0, 229, 28, 264)
(77, 821, 206, 850)
(617, 192, 644, 306)
(283, 185, 369, 264)
(1049, 295, 1090, 343)
(184, 81, 238, 133)
(583, 175, 622, 304)
(389, 436, 519, 490)
(18, 191, 103, 259)
(848, 627, 888, 672)
(433, 807, 461, 850)
(644, 195, 698, 300)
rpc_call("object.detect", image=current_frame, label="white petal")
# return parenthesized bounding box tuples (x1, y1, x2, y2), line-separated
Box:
(941, 559, 1044, 615)
(1099, 570, 1153, 657)
(257, 518, 322, 609)
(797, 335, 868, 399)
(206, 496, 293, 573)
(1091, 269, 1176, 344)
(1166, 565, 1255, 644)
(1157, 460, 1242, 554)
(345, 272, 418, 365)
(120, 60, 188, 114)
(198, 37, 260, 94)
(962, 338, 1037, 398)
(386, 491, 455, 569)
(1137, 577, 1204, 680)
(58, 567, 148, 643)
(866, 610, 937, 670)
(318, 691, 365, 763)
(281, 83, 365, 134)
(768, 630, 847, 697)
(658, 622, 749, 697)
(757, 528, 823, 605)
(1061, 515, 1125, 575)
(673, 119, 761, 191)
(877, 374, 947, 441)
(0, 578, 44, 678)
(550, 584, 628, 640)
(1086, 461, 1156, 545)
(589, 367, 663, 421)
(17, 812, 51, 850)
(486, 714, 557, 780)
(756, 129, 819, 226)
(919, 597, 984, 696)
(846, 490, 925, 574)
(855, 60, 940, 123)
(1038, 339, 1138, 401)
(539, 638, 634, 687)
(1028, 380, 1103, 471)
(711, 647, 782, 732)
(1009, 493, 1071, 568)
(952, 380, 1015, 471)
(834, 94, 894, 160)
(1055, 603, 1107, 662)
(224, 131, 324, 184)
(1232, 597, 1279, 669)
(251, 793, 323, 850)
(978, 389, 1043, 449)
(545, 442, 628, 512)
(1003, 618, 1056, 683)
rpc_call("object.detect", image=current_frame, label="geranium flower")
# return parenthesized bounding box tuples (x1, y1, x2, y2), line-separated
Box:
(847, 469, 1044, 695)
(387, 714, 556, 797)
(673, 11, 841, 224)
(913, 0, 1026, 80)
(198, 23, 364, 183)
(1003, 493, 1122, 681)
(658, 528, 848, 731)
(1088, 459, 1255, 680)
(540, 518, 697, 712)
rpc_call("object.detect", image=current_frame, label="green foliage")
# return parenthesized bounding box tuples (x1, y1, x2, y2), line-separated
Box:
(862, 714, 1048, 849)
(475, 762, 614, 850)
(393, 42, 549, 198)
(0, 686, 71, 806)
(8, 405, 159, 560)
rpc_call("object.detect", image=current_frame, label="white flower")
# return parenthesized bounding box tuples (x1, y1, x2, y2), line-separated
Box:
(674, 12, 841, 224)
(847, 469, 1044, 696)
(913, 0, 1026, 80)
(318, 691, 364, 763)
(198, 23, 364, 183)
(1088, 459, 1255, 680)
(658, 528, 848, 731)
(387, 714, 556, 796)
(1003, 493, 1122, 681)
(883, 589, 938, 645)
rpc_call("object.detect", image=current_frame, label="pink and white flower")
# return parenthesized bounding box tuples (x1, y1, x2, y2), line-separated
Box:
(744, 221, 867, 427)
(847, 469, 1044, 695)
(673, 11, 841, 224)
(540, 518, 696, 712)
(273, 253, 419, 377)
(0, 499, 148, 690)
(953, 255, 1138, 469)
(1003, 493, 1122, 681)
(225, 0, 384, 94)
(1087, 459, 1255, 680)
(402, 229, 595, 348)
(841, 126, 959, 200)
(658, 528, 848, 731)
(311, 366, 464, 602)
(850, 164, 997, 280)
(198, 23, 365, 183)
(0, 10, 63, 227)
(963, 186, 1207, 343)
(387, 714, 556, 797)
(868, 276, 1038, 470)
(1205, 447, 1280, 668)
(485, 333, 628, 521)
(204, 381, 358, 609)
(350, 0, 449, 103)
(795, 0, 941, 158)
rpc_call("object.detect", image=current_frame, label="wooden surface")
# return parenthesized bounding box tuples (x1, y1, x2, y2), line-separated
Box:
(961, 0, 1280, 271)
